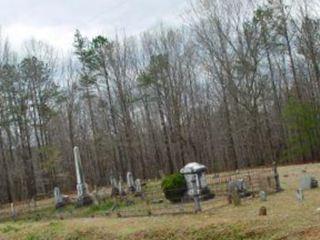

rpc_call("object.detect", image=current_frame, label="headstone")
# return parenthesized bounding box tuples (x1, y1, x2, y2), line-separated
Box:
(74, 146, 92, 207)
(180, 162, 214, 200)
(110, 176, 120, 197)
(299, 175, 318, 190)
(259, 191, 267, 201)
(296, 188, 304, 202)
(126, 172, 135, 193)
(54, 187, 65, 209)
(118, 177, 126, 196)
(273, 161, 282, 192)
(228, 179, 250, 198)
(135, 179, 142, 196)
(231, 189, 241, 206)
(11, 203, 16, 221)
(259, 206, 267, 216)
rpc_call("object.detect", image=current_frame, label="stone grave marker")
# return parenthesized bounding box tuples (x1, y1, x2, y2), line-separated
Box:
(228, 179, 251, 198)
(135, 179, 142, 197)
(296, 188, 304, 202)
(11, 203, 16, 221)
(127, 172, 136, 193)
(259, 191, 267, 201)
(118, 177, 126, 196)
(74, 146, 93, 207)
(299, 175, 318, 190)
(180, 162, 214, 201)
(259, 206, 267, 216)
(54, 187, 66, 209)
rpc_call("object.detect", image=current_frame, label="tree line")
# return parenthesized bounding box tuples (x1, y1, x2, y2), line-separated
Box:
(0, 0, 320, 203)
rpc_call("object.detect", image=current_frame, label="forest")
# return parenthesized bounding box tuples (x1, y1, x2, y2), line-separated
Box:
(0, 0, 320, 203)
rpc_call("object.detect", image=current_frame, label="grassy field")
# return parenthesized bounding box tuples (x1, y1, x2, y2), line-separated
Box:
(1, 163, 320, 240)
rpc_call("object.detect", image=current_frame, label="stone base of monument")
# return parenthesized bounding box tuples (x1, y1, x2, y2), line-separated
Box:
(76, 195, 93, 207)
(182, 188, 215, 203)
(55, 195, 70, 209)
(55, 202, 66, 209)
(200, 188, 215, 200)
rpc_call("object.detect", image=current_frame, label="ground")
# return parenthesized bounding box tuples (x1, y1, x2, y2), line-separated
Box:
(1, 163, 320, 240)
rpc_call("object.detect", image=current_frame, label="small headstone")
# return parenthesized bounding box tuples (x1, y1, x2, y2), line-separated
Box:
(231, 189, 241, 206)
(228, 179, 250, 198)
(11, 203, 16, 221)
(296, 188, 304, 202)
(299, 175, 318, 190)
(259, 191, 267, 202)
(273, 161, 282, 192)
(126, 172, 135, 193)
(135, 179, 142, 197)
(110, 176, 120, 197)
(54, 187, 65, 209)
(259, 206, 267, 216)
(118, 177, 126, 196)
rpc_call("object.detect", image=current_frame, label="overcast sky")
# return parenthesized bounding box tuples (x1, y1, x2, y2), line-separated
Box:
(0, 0, 187, 52)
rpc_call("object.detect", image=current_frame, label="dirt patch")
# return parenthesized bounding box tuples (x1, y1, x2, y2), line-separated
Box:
(126, 224, 271, 240)
(278, 226, 320, 240)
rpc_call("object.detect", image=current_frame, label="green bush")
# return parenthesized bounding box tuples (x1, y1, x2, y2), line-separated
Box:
(161, 173, 187, 203)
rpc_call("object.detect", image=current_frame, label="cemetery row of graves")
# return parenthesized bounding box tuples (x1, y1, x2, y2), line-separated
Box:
(1, 146, 319, 222)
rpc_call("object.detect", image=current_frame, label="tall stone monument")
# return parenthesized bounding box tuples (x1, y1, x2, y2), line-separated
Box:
(74, 146, 92, 207)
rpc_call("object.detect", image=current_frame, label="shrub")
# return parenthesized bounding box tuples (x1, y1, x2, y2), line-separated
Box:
(161, 173, 187, 203)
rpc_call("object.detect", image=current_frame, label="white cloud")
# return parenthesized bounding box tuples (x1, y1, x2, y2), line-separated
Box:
(0, 0, 187, 52)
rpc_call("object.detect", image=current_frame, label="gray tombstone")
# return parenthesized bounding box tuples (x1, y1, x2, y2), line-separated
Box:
(259, 191, 267, 202)
(110, 176, 119, 197)
(74, 146, 92, 207)
(296, 188, 304, 202)
(11, 203, 16, 221)
(127, 172, 135, 192)
(118, 177, 126, 196)
(54, 187, 65, 209)
(228, 179, 250, 198)
(299, 175, 318, 190)
(135, 179, 142, 193)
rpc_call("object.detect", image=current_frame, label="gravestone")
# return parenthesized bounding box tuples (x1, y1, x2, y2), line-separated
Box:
(118, 177, 126, 196)
(110, 176, 120, 197)
(259, 206, 267, 216)
(296, 188, 304, 202)
(135, 179, 142, 196)
(11, 203, 16, 221)
(74, 146, 93, 207)
(259, 191, 267, 201)
(54, 187, 65, 209)
(127, 172, 136, 193)
(180, 162, 214, 200)
(299, 175, 318, 190)
(273, 161, 282, 192)
(231, 189, 241, 206)
(228, 179, 251, 198)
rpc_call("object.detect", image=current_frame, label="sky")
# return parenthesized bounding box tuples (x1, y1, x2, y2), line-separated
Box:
(0, 0, 188, 52)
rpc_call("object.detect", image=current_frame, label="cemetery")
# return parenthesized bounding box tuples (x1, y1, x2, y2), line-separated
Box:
(1, 147, 320, 239)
